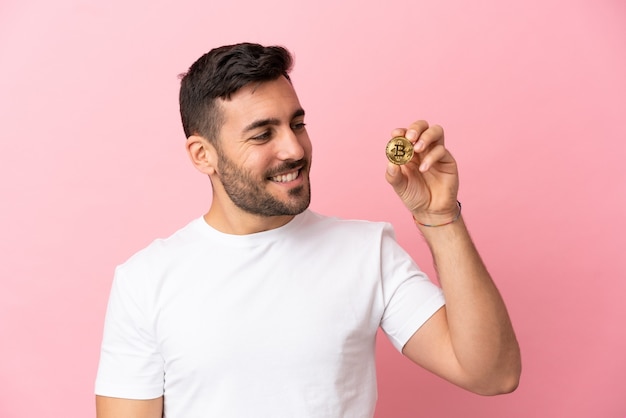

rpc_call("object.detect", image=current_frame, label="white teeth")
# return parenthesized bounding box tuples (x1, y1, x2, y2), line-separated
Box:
(271, 170, 298, 183)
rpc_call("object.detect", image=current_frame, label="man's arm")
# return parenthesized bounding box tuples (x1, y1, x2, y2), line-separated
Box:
(96, 395, 163, 418)
(402, 217, 520, 394)
(385, 120, 521, 395)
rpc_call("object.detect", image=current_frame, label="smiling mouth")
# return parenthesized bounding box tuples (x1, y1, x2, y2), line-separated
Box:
(269, 169, 300, 183)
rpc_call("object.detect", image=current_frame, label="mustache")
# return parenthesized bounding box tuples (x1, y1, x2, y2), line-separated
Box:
(265, 158, 308, 178)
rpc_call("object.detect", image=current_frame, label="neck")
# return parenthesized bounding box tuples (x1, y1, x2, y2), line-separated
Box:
(204, 203, 296, 235)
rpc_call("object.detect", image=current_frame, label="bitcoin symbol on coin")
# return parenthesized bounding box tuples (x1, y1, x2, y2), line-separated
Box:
(385, 136, 414, 165)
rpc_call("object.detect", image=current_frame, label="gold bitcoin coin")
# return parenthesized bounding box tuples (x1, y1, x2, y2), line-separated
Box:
(385, 136, 414, 165)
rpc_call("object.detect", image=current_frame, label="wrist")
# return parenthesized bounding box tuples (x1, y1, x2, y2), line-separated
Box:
(412, 201, 462, 228)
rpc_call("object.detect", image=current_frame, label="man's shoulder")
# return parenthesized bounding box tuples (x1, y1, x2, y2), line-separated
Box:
(302, 210, 395, 239)
(117, 217, 206, 271)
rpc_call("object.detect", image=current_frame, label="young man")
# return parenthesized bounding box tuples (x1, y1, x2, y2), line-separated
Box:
(95, 43, 520, 417)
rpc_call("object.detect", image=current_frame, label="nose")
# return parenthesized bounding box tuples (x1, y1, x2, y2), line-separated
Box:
(276, 128, 306, 161)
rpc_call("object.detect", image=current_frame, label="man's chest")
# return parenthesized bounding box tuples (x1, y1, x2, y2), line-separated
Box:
(152, 262, 383, 381)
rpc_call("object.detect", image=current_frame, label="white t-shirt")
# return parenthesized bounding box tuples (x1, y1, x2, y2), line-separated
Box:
(95, 210, 445, 417)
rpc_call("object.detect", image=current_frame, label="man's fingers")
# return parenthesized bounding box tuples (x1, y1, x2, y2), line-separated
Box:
(418, 144, 447, 172)
(405, 120, 430, 143)
(391, 122, 443, 157)
(414, 124, 444, 152)
(391, 120, 430, 144)
(391, 128, 406, 138)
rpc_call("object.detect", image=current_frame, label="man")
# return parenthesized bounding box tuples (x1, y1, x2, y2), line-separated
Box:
(95, 43, 520, 417)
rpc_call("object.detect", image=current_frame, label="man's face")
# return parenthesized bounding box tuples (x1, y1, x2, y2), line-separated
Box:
(212, 76, 312, 217)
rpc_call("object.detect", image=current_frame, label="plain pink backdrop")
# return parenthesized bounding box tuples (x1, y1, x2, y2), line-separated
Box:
(1, 0, 625, 417)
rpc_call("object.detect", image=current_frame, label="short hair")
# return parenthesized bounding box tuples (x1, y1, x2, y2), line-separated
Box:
(179, 42, 294, 144)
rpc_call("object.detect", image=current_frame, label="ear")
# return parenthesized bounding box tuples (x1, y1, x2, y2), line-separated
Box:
(186, 135, 218, 175)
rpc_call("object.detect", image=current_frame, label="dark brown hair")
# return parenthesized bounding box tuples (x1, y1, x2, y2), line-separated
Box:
(179, 42, 293, 143)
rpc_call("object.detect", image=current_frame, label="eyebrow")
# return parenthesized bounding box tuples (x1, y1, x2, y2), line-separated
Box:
(242, 108, 306, 134)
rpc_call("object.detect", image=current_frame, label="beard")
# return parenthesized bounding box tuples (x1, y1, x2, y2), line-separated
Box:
(217, 152, 311, 217)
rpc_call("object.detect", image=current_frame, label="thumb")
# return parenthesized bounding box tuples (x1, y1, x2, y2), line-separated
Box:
(385, 162, 406, 191)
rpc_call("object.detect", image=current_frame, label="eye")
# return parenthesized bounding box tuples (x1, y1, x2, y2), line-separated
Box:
(250, 130, 272, 141)
(291, 121, 307, 131)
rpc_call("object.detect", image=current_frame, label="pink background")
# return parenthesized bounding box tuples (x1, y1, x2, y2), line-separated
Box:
(1, 0, 625, 416)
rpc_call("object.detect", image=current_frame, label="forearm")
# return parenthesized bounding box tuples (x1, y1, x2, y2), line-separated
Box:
(418, 215, 521, 393)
